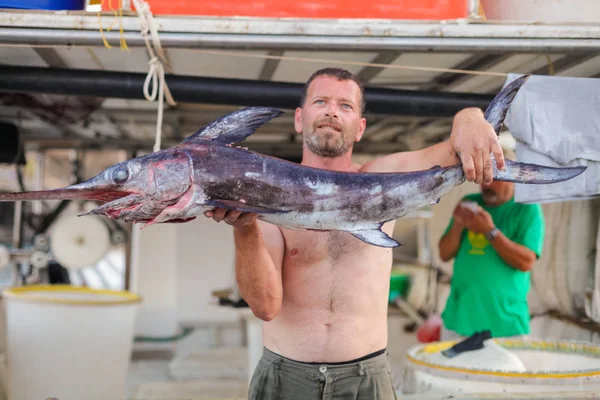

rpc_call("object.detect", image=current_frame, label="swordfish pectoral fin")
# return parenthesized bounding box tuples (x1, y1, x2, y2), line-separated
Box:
(493, 159, 587, 184)
(206, 199, 292, 214)
(350, 226, 401, 248)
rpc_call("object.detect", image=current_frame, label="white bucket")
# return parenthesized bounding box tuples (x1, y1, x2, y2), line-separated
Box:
(402, 338, 600, 395)
(2, 284, 142, 400)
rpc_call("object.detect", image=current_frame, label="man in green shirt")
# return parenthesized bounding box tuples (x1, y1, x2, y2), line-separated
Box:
(438, 150, 545, 340)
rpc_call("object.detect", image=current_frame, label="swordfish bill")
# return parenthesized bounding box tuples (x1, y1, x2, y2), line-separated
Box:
(0, 75, 587, 247)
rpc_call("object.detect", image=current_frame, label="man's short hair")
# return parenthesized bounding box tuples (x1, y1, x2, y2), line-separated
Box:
(299, 67, 366, 115)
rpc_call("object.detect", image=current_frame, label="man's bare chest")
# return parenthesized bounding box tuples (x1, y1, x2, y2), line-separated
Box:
(276, 227, 393, 316)
(281, 228, 364, 266)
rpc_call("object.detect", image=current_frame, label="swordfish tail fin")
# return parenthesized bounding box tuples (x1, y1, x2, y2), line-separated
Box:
(484, 75, 588, 185)
(493, 158, 587, 184)
(484, 74, 530, 135)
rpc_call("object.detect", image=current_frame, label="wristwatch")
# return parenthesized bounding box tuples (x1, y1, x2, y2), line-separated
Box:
(485, 228, 499, 241)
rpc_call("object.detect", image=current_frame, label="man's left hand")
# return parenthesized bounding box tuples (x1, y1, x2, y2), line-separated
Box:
(455, 204, 495, 234)
(449, 108, 505, 184)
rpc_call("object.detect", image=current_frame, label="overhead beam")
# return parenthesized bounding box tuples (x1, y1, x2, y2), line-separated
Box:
(0, 65, 495, 118)
(356, 51, 402, 83)
(528, 54, 598, 76)
(487, 54, 600, 94)
(396, 117, 454, 142)
(258, 50, 284, 81)
(420, 54, 511, 91)
(361, 119, 392, 140)
(34, 48, 69, 69)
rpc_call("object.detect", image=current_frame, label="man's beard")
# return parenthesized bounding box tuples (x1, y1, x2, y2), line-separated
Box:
(305, 120, 351, 158)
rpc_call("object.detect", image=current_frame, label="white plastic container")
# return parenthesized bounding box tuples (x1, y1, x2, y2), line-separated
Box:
(2, 285, 142, 400)
(402, 338, 600, 395)
(480, 0, 600, 23)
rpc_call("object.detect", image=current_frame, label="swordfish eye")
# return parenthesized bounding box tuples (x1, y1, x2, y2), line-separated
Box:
(111, 165, 129, 184)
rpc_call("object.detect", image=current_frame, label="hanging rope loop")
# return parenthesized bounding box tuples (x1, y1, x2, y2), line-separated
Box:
(130, 0, 177, 152)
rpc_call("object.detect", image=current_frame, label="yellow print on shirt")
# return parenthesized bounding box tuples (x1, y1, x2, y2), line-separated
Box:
(467, 230, 489, 255)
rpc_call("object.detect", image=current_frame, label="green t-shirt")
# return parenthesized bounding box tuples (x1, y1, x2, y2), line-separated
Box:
(441, 193, 545, 338)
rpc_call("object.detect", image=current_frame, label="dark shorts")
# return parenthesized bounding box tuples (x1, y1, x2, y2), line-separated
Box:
(248, 347, 398, 400)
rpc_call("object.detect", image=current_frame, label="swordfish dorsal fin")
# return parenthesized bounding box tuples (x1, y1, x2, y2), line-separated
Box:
(182, 107, 283, 145)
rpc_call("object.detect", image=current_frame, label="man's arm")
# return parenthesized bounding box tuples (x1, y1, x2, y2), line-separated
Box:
(360, 108, 505, 183)
(456, 206, 537, 272)
(487, 231, 537, 272)
(206, 209, 285, 321)
(438, 202, 469, 262)
(361, 141, 457, 173)
(439, 219, 465, 262)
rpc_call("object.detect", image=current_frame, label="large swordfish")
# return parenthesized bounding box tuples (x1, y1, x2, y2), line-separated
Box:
(0, 75, 587, 247)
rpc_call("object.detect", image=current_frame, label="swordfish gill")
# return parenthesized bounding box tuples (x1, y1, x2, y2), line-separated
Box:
(0, 75, 587, 247)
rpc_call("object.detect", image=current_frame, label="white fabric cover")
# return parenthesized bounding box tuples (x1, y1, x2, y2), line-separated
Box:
(503, 73, 600, 204)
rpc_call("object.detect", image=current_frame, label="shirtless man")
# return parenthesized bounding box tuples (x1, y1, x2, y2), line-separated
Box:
(205, 68, 505, 399)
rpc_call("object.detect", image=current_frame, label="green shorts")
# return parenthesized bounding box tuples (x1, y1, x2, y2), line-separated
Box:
(248, 347, 398, 400)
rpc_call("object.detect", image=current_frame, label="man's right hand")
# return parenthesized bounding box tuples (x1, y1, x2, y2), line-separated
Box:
(204, 208, 258, 228)
(452, 203, 468, 230)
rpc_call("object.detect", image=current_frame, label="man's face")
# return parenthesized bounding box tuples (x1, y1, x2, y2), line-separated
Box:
(294, 75, 366, 158)
(481, 180, 514, 206)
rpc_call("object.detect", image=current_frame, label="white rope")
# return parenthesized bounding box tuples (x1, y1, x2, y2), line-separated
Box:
(131, 0, 176, 153)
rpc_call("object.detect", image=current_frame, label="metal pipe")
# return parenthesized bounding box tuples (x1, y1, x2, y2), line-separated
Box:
(0, 65, 494, 117)
(1, 28, 600, 53)
(3, 11, 600, 37)
(12, 200, 21, 249)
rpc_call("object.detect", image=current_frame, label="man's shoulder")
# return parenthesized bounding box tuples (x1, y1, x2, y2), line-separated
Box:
(256, 219, 286, 243)
(509, 199, 543, 212)
(257, 219, 284, 234)
(506, 199, 544, 222)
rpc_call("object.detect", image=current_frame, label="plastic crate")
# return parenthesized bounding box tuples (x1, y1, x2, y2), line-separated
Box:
(104, 0, 471, 20)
